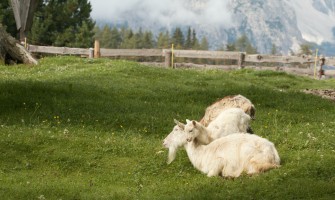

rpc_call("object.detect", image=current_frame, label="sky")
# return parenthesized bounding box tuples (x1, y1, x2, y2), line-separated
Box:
(88, 0, 233, 28)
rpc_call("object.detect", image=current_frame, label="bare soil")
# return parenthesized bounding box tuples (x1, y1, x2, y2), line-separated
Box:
(303, 89, 335, 102)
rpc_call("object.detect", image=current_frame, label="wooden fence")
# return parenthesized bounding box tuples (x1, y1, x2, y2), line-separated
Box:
(27, 44, 335, 78)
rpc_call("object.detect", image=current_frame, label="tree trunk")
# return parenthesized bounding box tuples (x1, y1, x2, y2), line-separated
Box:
(0, 24, 38, 65)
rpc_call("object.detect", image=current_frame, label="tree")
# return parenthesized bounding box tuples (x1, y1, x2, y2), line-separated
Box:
(0, 24, 37, 65)
(0, 1, 38, 65)
(99, 25, 121, 48)
(235, 35, 257, 53)
(110, 27, 122, 48)
(29, 10, 50, 45)
(120, 28, 134, 49)
(134, 28, 144, 48)
(93, 26, 102, 40)
(99, 25, 112, 48)
(191, 29, 199, 49)
(235, 35, 249, 52)
(0, 0, 16, 37)
(299, 43, 313, 55)
(74, 21, 95, 48)
(172, 27, 184, 49)
(226, 43, 236, 51)
(245, 43, 258, 54)
(157, 31, 170, 49)
(199, 37, 209, 50)
(29, 0, 95, 48)
(185, 27, 192, 49)
(142, 31, 154, 49)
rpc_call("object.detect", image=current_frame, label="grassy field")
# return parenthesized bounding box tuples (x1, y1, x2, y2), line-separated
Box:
(0, 57, 334, 200)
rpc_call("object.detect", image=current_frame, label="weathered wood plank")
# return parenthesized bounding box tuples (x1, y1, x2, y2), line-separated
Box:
(0, 25, 38, 65)
(163, 50, 172, 67)
(245, 54, 315, 64)
(28, 45, 90, 55)
(174, 62, 238, 70)
(23, 0, 38, 32)
(10, 0, 21, 30)
(173, 50, 241, 59)
(100, 49, 163, 57)
(10, 0, 38, 41)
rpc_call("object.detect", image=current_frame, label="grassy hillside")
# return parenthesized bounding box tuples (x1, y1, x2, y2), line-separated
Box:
(0, 57, 334, 199)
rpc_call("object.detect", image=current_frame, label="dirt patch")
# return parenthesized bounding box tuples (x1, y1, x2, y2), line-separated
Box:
(303, 89, 335, 102)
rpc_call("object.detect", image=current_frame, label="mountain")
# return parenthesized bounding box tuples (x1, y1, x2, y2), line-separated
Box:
(93, 0, 335, 55)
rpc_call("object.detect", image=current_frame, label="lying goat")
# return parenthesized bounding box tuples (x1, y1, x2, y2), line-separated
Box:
(163, 120, 280, 177)
(200, 94, 256, 133)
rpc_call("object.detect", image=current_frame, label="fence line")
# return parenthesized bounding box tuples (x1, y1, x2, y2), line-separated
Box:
(28, 45, 90, 55)
(27, 44, 335, 77)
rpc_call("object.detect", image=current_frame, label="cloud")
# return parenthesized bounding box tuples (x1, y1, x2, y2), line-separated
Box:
(89, 0, 233, 28)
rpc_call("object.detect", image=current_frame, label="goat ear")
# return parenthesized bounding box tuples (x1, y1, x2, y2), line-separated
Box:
(192, 120, 197, 127)
(174, 119, 185, 129)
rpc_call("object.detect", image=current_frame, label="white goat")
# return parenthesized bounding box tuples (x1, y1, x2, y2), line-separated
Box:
(205, 107, 251, 142)
(166, 108, 250, 163)
(164, 121, 186, 164)
(174, 108, 251, 145)
(200, 94, 256, 127)
(163, 122, 280, 177)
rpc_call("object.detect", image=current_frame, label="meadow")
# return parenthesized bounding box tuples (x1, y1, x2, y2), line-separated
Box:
(0, 57, 334, 199)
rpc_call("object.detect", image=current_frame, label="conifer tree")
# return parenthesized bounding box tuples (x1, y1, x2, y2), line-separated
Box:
(93, 26, 102, 41)
(134, 28, 144, 48)
(185, 27, 192, 49)
(245, 43, 258, 54)
(100, 25, 113, 48)
(142, 31, 154, 49)
(299, 43, 313, 55)
(120, 29, 134, 49)
(30, 0, 95, 47)
(191, 29, 199, 49)
(172, 27, 184, 49)
(110, 27, 122, 48)
(235, 35, 257, 53)
(74, 21, 92, 48)
(157, 31, 170, 48)
(226, 43, 236, 51)
(199, 37, 209, 50)
(0, 0, 16, 36)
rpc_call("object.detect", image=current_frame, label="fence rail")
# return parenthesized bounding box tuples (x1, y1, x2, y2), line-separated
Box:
(100, 48, 163, 57)
(28, 45, 90, 55)
(27, 44, 335, 77)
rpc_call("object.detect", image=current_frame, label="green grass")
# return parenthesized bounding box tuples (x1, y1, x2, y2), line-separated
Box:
(0, 56, 334, 199)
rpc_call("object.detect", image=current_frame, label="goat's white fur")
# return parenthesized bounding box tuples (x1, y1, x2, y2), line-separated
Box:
(187, 108, 251, 144)
(165, 108, 250, 163)
(163, 123, 280, 177)
(164, 121, 185, 164)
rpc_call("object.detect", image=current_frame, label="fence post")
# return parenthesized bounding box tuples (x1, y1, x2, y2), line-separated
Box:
(94, 40, 100, 58)
(89, 48, 94, 59)
(164, 49, 172, 68)
(171, 44, 174, 68)
(238, 52, 245, 69)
